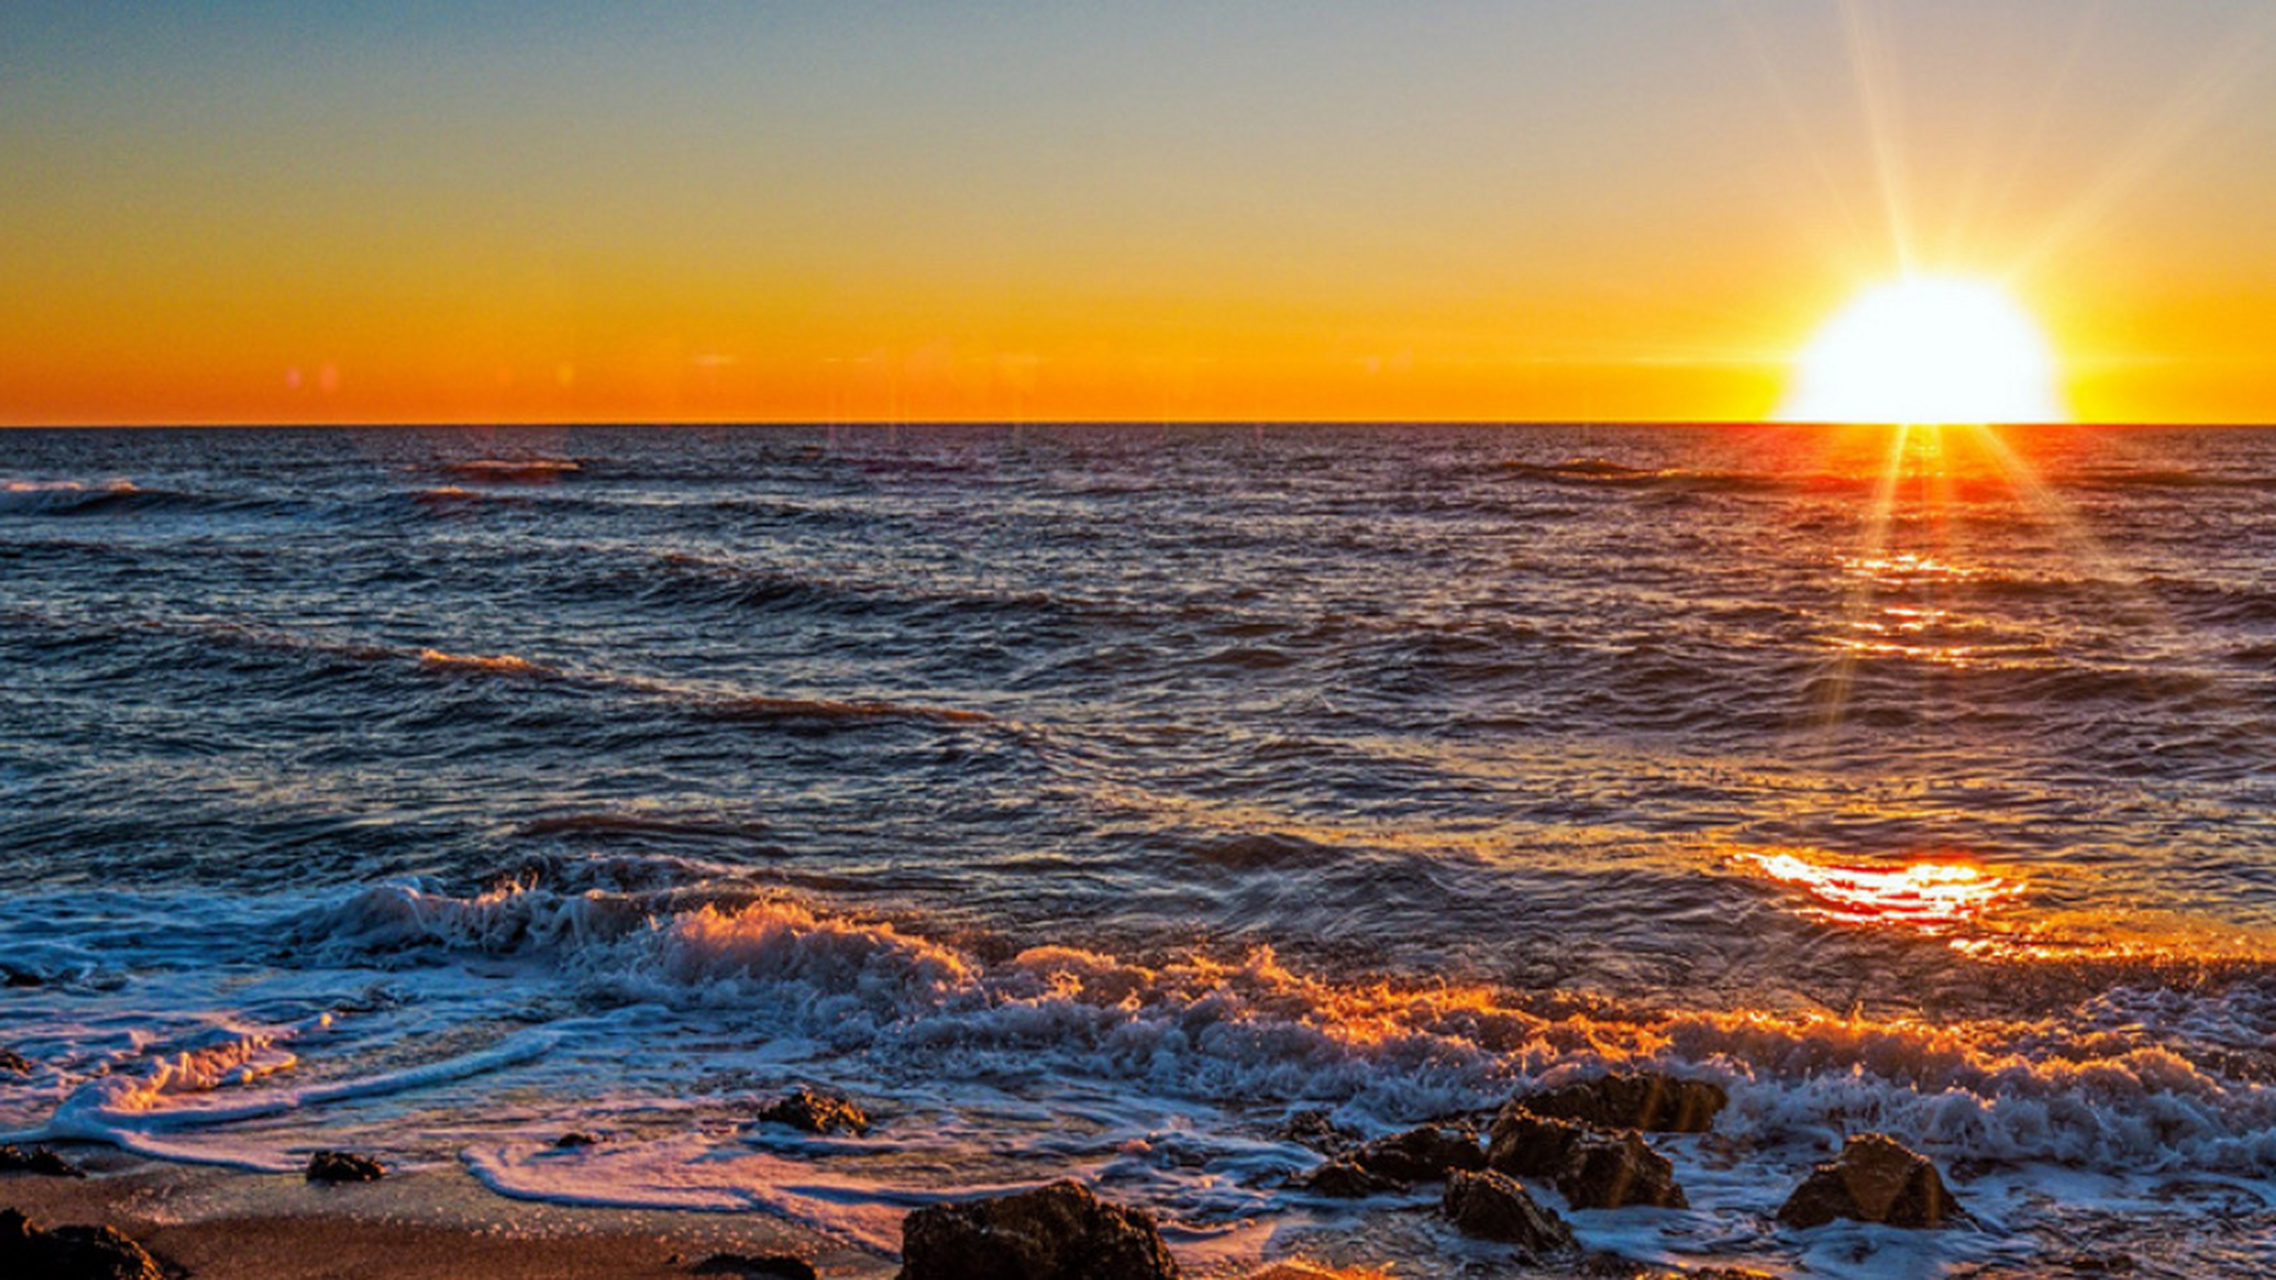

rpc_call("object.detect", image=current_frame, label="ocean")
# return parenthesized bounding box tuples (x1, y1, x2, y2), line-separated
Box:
(2, 423, 2271, 1275)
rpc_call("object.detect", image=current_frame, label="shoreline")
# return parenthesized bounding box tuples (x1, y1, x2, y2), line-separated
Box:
(1, 1148, 893, 1280)
(0, 1147, 1428, 1280)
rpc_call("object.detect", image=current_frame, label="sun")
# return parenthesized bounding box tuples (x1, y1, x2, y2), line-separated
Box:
(1780, 275, 2065, 425)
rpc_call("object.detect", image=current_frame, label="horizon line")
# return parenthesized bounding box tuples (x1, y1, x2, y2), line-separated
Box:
(5, 417, 2269, 431)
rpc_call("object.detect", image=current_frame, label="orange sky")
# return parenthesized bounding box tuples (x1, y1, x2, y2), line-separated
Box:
(4, 3, 2275, 425)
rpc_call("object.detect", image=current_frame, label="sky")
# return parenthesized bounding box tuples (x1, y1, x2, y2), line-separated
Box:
(4, 1, 2275, 425)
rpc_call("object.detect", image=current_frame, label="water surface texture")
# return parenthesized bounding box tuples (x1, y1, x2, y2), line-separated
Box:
(3, 424, 2272, 1274)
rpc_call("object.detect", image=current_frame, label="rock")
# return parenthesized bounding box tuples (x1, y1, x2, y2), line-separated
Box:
(754, 1086, 869, 1136)
(1485, 1107, 1592, 1179)
(1777, 1133, 1962, 1229)
(1441, 1168, 1576, 1256)
(1510, 1073, 1727, 1134)
(554, 1131, 600, 1149)
(1273, 1109, 1358, 1156)
(899, 1179, 1181, 1280)
(691, 1252, 821, 1279)
(1555, 1132, 1687, 1210)
(0, 1144, 86, 1178)
(305, 1150, 386, 1183)
(1294, 1159, 1402, 1198)
(0, 1207, 166, 1280)
(1350, 1125, 1485, 1183)
(4, 972, 43, 989)
(0, 1049, 30, 1075)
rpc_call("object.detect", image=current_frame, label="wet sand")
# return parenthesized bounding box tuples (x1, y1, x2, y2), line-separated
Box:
(1, 1148, 887, 1279)
(0, 1147, 1395, 1279)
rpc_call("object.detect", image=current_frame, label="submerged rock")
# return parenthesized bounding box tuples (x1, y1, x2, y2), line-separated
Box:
(1350, 1124, 1485, 1183)
(754, 1086, 870, 1136)
(1485, 1107, 1593, 1179)
(0, 1049, 30, 1075)
(1554, 1132, 1687, 1210)
(0, 1144, 86, 1178)
(1294, 1158, 1403, 1198)
(1273, 1109, 1359, 1156)
(0, 1207, 166, 1280)
(553, 1131, 601, 1149)
(1510, 1073, 1727, 1134)
(305, 1150, 386, 1183)
(691, 1252, 820, 1279)
(1777, 1133, 1963, 1229)
(899, 1179, 1182, 1280)
(1442, 1168, 1576, 1256)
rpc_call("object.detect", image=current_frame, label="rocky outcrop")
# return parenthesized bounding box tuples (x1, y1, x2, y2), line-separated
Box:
(754, 1087, 870, 1136)
(0, 1144, 86, 1178)
(1509, 1073, 1727, 1134)
(1555, 1132, 1687, 1210)
(1294, 1159, 1402, 1198)
(305, 1150, 386, 1183)
(0, 1208, 166, 1280)
(1441, 1168, 1575, 1256)
(1349, 1125, 1485, 1183)
(1273, 1109, 1358, 1156)
(1484, 1103, 1688, 1209)
(691, 1252, 821, 1279)
(1777, 1133, 1963, 1229)
(899, 1179, 1181, 1280)
(1485, 1108, 1592, 1179)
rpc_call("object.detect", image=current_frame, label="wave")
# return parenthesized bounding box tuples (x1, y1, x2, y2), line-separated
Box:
(279, 880, 2276, 1175)
(411, 644, 999, 728)
(434, 458, 582, 483)
(1500, 458, 1801, 495)
(0, 478, 202, 517)
(2065, 466, 2276, 492)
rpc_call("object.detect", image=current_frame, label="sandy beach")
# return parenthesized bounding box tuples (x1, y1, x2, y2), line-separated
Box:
(2, 1147, 889, 1280)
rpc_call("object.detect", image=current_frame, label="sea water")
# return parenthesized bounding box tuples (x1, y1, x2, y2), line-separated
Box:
(1, 424, 2270, 1273)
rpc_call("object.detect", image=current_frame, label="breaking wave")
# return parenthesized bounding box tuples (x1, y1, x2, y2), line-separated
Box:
(283, 879, 2276, 1175)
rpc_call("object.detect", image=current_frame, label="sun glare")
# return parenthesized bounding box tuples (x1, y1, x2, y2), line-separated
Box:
(1781, 276, 2064, 425)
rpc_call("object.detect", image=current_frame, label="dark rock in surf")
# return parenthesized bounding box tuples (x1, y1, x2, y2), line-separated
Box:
(1509, 1073, 1727, 1134)
(0, 1144, 86, 1178)
(1485, 1107, 1593, 1179)
(1554, 1131, 1687, 1210)
(305, 1150, 386, 1183)
(691, 1251, 821, 1279)
(0, 1207, 167, 1280)
(554, 1131, 601, 1149)
(1273, 1108, 1358, 1156)
(1441, 1168, 1575, 1256)
(1777, 1133, 1963, 1229)
(1350, 1124, 1485, 1183)
(1294, 1158, 1403, 1198)
(3, 972, 43, 989)
(753, 1086, 869, 1136)
(0, 1049, 31, 1075)
(898, 1179, 1181, 1280)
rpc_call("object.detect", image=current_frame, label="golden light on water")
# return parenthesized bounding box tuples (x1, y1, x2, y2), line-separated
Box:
(1740, 850, 2023, 933)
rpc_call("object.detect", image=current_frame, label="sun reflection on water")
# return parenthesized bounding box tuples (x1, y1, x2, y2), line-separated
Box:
(1739, 849, 2024, 933)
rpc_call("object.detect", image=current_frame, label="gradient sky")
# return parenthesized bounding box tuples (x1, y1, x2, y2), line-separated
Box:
(5, 2, 2275, 425)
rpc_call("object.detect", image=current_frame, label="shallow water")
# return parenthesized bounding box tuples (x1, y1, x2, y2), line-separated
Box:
(2, 424, 2271, 1274)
